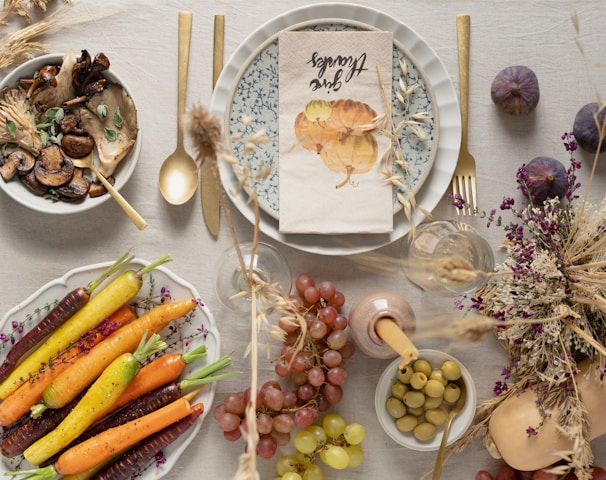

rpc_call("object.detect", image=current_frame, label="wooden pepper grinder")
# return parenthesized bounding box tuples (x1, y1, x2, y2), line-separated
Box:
(349, 291, 418, 367)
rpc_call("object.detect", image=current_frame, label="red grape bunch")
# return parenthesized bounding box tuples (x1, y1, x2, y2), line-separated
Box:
(213, 273, 355, 460)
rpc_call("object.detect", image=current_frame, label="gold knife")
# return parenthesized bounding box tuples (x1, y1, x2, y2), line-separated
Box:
(200, 14, 224, 236)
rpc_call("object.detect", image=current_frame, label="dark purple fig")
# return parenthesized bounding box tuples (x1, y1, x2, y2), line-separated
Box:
(572, 102, 606, 154)
(522, 156, 567, 203)
(491, 65, 540, 115)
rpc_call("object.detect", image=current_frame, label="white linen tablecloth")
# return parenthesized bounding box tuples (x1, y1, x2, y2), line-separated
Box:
(1, 1, 605, 479)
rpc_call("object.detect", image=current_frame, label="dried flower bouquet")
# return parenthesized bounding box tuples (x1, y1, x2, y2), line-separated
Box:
(447, 117, 606, 479)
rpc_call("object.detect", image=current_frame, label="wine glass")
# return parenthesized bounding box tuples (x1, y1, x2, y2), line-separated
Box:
(213, 241, 292, 313)
(401, 220, 495, 295)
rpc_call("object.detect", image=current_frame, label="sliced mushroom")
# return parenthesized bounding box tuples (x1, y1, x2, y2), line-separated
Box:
(57, 168, 91, 202)
(0, 149, 36, 181)
(73, 50, 110, 96)
(34, 145, 75, 187)
(30, 49, 77, 110)
(19, 169, 48, 196)
(61, 133, 94, 158)
(0, 88, 43, 155)
(88, 175, 115, 198)
(76, 83, 138, 177)
(58, 113, 85, 135)
(26, 65, 58, 100)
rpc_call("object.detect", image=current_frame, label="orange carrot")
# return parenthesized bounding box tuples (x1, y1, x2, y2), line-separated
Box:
(107, 343, 207, 413)
(42, 298, 197, 410)
(0, 306, 135, 427)
(6, 398, 195, 477)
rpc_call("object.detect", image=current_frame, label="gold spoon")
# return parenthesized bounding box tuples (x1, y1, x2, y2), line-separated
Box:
(158, 11, 198, 205)
(70, 153, 147, 230)
(432, 379, 467, 480)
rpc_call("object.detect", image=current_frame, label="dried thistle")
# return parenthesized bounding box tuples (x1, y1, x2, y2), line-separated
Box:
(187, 103, 223, 159)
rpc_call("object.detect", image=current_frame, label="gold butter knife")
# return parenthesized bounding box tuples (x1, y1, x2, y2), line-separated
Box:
(200, 14, 224, 236)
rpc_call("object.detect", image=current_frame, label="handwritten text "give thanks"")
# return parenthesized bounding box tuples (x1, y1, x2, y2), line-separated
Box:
(307, 51, 368, 92)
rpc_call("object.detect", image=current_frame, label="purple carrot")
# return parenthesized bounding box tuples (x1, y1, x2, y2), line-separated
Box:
(39, 383, 181, 467)
(1, 391, 85, 458)
(0, 252, 133, 383)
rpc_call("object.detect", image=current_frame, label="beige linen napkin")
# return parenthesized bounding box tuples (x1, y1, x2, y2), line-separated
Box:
(278, 31, 394, 234)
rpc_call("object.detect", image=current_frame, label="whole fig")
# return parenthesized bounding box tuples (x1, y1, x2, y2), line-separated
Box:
(572, 102, 606, 154)
(522, 156, 567, 203)
(491, 65, 540, 115)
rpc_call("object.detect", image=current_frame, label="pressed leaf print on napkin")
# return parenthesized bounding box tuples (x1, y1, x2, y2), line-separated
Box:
(278, 31, 393, 234)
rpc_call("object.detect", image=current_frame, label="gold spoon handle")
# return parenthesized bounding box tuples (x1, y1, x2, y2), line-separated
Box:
(456, 14, 470, 152)
(432, 411, 455, 480)
(90, 163, 147, 230)
(177, 11, 193, 149)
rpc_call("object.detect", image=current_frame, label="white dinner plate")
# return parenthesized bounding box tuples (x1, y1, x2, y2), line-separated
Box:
(0, 258, 219, 480)
(211, 3, 461, 255)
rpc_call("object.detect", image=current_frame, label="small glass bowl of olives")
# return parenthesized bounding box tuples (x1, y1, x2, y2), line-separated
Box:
(374, 349, 476, 451)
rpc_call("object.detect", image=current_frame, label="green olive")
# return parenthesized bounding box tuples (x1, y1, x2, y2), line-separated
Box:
(441, 360, 462, 381)
(407, 405, 424, 417)
(443, 383, 462, 403)
(424, 395, 443, 410)
(395, 414, 418, 433)
(413, 422, 437, 442)
(425, 408, 447, 426)
(424, 379, 446, 398)
(386, 397, 407, 418)
(397, 365, 414, 384)
(403, 390, 426, 409)
(410, 371, 428, 390)
(412, 359, 432, 377)
(429, 369, 448, 386)
(391, 381, 408, 400)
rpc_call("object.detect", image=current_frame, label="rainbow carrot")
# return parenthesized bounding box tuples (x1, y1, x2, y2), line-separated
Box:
(0, 255, 171, 400)
(0, 252, 133, 384)
(5, 398, 196, 478)
(24, 333, 167, 466)
(0, 305, 135, 427)
(41, 298, 196, 410)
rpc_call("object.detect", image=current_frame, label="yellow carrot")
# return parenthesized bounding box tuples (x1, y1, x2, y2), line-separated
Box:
(24, 337, 156, 466)
(42, 298, 196, 410)
(0, 256, 171, 400)
(0, 306, 135, 427)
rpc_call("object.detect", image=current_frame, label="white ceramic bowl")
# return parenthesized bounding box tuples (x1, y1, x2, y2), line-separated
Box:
(0, 53, 140, 214)
(374, 349, 476, 451)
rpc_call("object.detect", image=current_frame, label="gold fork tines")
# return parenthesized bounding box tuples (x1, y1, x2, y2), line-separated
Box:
(452, 14, 477, 215)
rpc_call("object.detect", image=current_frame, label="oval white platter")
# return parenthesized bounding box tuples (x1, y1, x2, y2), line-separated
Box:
(0, 258, 219, 480)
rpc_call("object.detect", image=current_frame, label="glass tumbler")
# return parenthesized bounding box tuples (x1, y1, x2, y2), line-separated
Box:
(213, 241, 292, 313)
(402, 220, 494, 295)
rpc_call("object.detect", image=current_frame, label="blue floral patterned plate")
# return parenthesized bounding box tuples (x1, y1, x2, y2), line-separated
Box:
(211, 4, 461, 255)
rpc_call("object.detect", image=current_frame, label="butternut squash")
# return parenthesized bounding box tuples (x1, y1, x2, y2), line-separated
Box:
(488, 356, 606, 471)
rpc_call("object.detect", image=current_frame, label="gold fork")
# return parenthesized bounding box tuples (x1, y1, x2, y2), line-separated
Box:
(451, 14, 477, 215)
